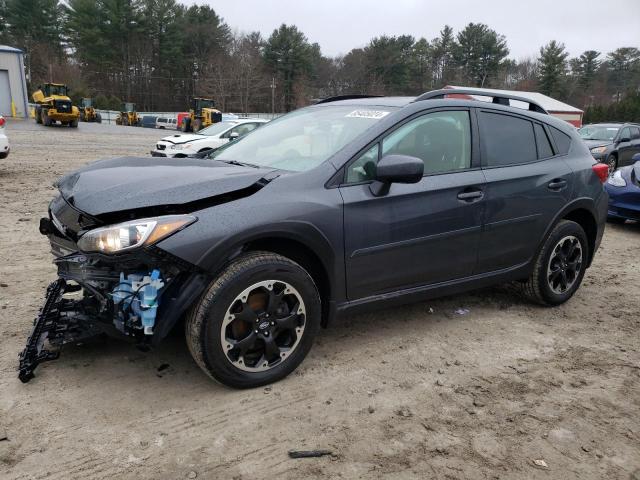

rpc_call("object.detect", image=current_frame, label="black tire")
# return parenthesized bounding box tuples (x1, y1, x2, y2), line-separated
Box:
(35, 107, 42, 124)
(80, 111, 85, 122)
(606, 154, 618, 175)
(182, 118, 192, 132)
(96, 113, 102, 123)
(70, 118, 79, 128)
(41, 109, 51, 126)
(520, 220, 588, 306)
(185, 251, 321, 388)
(193, 119, 202, 132)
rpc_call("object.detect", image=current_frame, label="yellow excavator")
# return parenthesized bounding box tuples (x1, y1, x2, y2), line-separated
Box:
(116, 102, 140, 126)
(32, 83, 80, 127)
(79, 98, 101, 123)
(181, 97, 222, 132)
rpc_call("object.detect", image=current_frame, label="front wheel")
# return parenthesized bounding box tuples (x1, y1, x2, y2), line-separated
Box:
(186, 252, 321, 388)
(605, 155, 618, 175)
(520, 220, 588, 306)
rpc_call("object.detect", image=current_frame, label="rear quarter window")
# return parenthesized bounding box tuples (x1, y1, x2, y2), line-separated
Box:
(549, 126, 572, 155)
(534, 123, 554, 158)
(479, 111, 537, 167)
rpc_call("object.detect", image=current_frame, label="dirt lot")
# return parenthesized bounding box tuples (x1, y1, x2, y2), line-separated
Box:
(0, 119, 638, 480)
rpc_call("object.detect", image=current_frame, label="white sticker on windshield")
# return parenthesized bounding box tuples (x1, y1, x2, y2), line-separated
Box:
(346, 110, 390, 119)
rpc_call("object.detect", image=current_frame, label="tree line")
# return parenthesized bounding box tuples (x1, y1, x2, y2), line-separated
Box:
(1, 0, 639, 117)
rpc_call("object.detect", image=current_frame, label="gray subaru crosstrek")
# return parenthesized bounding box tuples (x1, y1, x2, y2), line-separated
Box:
(21, 88, 609, 388)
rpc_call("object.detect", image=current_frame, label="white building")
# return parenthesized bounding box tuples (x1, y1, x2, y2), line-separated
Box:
(445, 86, 584, 127)
(0, 45, 29, 118)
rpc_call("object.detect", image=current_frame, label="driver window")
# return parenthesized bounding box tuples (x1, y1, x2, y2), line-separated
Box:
(382, 111, 471, 175)
(619, 127, 631, 141)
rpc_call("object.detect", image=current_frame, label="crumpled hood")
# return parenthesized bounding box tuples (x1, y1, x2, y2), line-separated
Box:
(160, 133, 206, 145)
(56, 157, 274, 216)
(583, 139, 611, 149)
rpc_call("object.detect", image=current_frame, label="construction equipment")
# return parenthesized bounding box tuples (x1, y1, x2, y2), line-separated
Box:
(115, 102, 140, 126)
(79, 98, 101, 123)
(181, 97, 222, 132)
(32, 83, 80, 128)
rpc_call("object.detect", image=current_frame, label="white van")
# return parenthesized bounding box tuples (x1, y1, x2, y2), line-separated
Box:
(156, 117, 178, 130)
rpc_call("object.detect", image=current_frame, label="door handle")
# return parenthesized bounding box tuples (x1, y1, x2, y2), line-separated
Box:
(548, 179, 567, 191)
(457, 189, 484, 202)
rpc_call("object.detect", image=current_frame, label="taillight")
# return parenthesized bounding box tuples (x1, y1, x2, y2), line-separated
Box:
(0, 117, 5, 127)
(592, 163, 609, 184)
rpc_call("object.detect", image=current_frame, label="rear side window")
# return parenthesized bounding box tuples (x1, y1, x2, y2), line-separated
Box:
(479, 112, 536, 166)
(550, 126, 572, 154)
(534, 124, 554, 158)
(630, 127, 640, 140)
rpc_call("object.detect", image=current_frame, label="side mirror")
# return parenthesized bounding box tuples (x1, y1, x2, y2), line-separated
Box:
(229, 132, 240, 141)
(370, 154, 424, 196)
(618, 136, 631, 143)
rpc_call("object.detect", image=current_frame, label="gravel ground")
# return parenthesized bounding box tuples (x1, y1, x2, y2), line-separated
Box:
(0, 119, 639, 480)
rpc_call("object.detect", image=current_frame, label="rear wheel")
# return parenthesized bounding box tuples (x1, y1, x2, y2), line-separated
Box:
(70, 118, 78, 128)
(193, 119, 202, 132)
(186, 252, 321, 388)
(520, 220, 588, 306)
(35, 107, 42, 124)
(181, 118, 191, 132)
(96, 113, 102, 123)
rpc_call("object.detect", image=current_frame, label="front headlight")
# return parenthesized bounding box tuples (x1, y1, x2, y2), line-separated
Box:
(607, 169, 626, 187)
(171, 143, 192, 150)
(77, 215, 196, 253)
(590, 146, 608, 154)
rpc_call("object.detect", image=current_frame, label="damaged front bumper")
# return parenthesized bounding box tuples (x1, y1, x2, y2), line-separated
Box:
(18, 213, 210, 382)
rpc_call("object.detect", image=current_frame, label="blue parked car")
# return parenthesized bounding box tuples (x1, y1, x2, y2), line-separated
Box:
(605, 153, 640, 223)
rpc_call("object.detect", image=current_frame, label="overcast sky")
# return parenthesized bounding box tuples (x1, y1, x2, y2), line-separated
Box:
(193, 0, 640, 59)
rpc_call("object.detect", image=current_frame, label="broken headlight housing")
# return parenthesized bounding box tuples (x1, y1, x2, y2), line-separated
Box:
(77, 215, 196, 254)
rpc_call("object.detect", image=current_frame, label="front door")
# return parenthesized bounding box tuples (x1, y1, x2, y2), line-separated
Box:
(340, 109, 485, 300)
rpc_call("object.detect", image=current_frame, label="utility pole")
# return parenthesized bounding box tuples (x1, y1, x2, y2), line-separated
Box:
(270, 77, 276, 116)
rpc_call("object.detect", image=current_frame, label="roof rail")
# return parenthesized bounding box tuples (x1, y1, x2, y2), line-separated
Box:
(413, 88, 548, 114)
(315, 94, 382, 105)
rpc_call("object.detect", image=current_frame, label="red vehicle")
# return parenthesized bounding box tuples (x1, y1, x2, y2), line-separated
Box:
(176, 112, 189, 130)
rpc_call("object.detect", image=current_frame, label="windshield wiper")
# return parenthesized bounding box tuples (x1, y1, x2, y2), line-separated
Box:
(216, 159, 261, 169)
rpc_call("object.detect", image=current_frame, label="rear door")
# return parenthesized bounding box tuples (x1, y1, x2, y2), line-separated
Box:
(340, 109, 485, 299)
(476, 110, 573, 273)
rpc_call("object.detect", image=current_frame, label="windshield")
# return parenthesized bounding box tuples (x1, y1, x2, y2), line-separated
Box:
(211, 105, 395, 171)
(578, 126, 619, 141)
(198, 121, 237, 136)
(48, 85, 67, 96)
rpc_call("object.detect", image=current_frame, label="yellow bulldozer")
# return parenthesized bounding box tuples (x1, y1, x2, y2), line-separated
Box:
(115, 102, 140, 126)
(181, 97, 222, 132)
(79, 98, 101, 123)
(32, 83, 80, 127)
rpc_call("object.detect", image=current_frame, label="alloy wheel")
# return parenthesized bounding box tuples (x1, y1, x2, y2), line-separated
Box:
(547, 235, 583, 295)
(220, 280, 306, 372)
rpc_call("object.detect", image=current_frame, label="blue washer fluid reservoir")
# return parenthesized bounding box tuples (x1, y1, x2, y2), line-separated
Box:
(111, 270, 165, 335)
